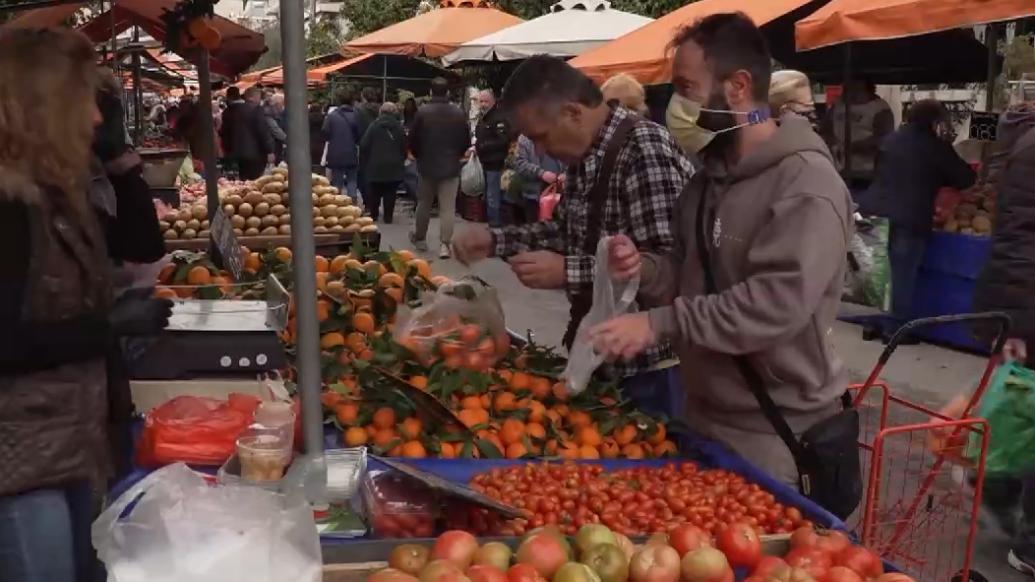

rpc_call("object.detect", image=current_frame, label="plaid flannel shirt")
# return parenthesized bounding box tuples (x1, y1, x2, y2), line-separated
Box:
(490, 106, 694, 377)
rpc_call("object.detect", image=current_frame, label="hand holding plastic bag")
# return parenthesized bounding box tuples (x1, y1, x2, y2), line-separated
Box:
(969, 362, 1035, 475)
(563, 237, 639, 394)
(93, 463, 321, 582)
(460, 153, 485, 197)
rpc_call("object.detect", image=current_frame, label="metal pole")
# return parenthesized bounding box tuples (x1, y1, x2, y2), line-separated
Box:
(196, 51, 221, 224)
(131, 45, 143, 144)
(842, 42, 853, 183)
(280, 0, 323, 461)
(382, 55, 388, 101)
(986, 23, 999, 111)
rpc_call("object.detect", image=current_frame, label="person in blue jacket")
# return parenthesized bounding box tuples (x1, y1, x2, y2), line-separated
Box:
(323, 87, 362, 199)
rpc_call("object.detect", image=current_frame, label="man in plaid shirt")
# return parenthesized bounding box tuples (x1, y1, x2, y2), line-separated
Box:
(453, 55, 693, 414)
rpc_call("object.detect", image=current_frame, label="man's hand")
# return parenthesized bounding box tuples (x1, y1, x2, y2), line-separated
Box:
(1004, 338, 1028, 363)
(508, 251, 565, 289)
(451, 226, 494, 266)
(541, 171, 558, 184)
(607, 235, 640, 281)
(590, 312, 656, 361)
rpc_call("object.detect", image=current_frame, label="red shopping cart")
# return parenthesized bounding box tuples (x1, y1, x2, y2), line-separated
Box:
(849, 313, 1010, 582)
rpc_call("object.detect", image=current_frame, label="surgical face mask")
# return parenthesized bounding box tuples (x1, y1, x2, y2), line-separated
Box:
(665, 92, 770, 154)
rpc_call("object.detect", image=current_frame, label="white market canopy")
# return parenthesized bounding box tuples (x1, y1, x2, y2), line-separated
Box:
(441, 0, 652, 65)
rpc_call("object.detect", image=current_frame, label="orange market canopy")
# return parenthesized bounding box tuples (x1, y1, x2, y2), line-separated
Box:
(345, 0, 524, 58)
(7, 0, 266, 77)
(242, 53, 459, 94)
(796, 0, 1035, 50)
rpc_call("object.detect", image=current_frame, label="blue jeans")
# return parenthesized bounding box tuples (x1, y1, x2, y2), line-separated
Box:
(620, 366, 684, 420)
(0, 481, 96, 582)
(888, 223, 928, 322)
(484, 170, 502, 227)
(328, 167, 359, 199)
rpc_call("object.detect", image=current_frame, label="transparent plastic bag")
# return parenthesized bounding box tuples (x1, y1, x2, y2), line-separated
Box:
(136, 394, 260, 467)
(460, 153, 485, 197)
(93, 463, 321, 582)
(394, 277, 509, 369)
(563, 237, 639, 394)
(969, 362, 1035, 475)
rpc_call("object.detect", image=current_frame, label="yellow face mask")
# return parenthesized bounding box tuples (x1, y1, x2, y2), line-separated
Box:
(665, 93, 715, 154)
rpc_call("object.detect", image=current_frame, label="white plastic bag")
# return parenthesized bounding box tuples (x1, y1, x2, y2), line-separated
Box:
(460, 153, 485, 197)
(93, 463, 321, 582)
(563, 237, 640, 394)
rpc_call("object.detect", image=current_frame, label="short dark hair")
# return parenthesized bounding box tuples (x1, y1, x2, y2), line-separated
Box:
(361, 86, 378, 102)
(670, 12, 772, 102)
(430, 77, 449, 97)
(907, 99, 947, 128)
(335, 86, 355, 105)
(243, 86, 261, 100)
(501, 54, 603, 114)
(226, 86, 241, 100)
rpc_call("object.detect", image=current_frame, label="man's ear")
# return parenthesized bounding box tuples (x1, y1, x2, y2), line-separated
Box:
(561, 102, 582, 122)
(726, 69, 754, 108)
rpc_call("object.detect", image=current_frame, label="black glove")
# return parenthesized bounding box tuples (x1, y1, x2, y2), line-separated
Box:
(109, 287, 174, 337)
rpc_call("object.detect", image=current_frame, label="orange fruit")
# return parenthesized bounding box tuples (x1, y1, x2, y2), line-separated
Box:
(653, 440, 678, 457)
(497, 369, 513, 384)
(481, 432, 504, 454)
(578, 445, 600, 459)
(464, 352, 488, 372)
(614, 424, 638, 446)
(500, 418, 526, 445)
(460, 395, 483, 410)
(444, 354, 463, 369)
(321, 391, 343, 409)
(372, 407, 396, 430)
(335, 402, 359, 425)
(458, 324, 482, 345)
(244, 252, 262, 273)
(553, 404, 570, 418)
(346, 332, 367, 354)
(544, 409, 562, 427)
(316, 272, 331, 292)
(329, 255, 349, 274)
(157, 263, 176, 284)
(352, 312, 375, 335)
(378, 272, 404, 288)
(480, 393, 491, 409)
(552, 381, 570, 401)
(385, 287, 404, 303)
(408, 258, 431, 279)
(363, 260, 387, 276)
(506, 442, 528, 459)
(622, 443, 646, 459)
(314, 255, 330, 273)
(344, 426, 368, 446)
(316, 300, 331, 322)
(365, 424, 378, 438)
(439, 442, 457, 458)
(440, 340, 465, 358)
(577, 426, 602, 447)
(494, 392, 517, 413)
(527, 401, 546, 424)
(557, 441, 579, 460)
(600, 438, 620, 458)
(494, 333, 511, 357)
(373, 428, 398, 448)
(530, 376, 552, 399)
(509, 371, 531, 391)
(186, 265, 212, 285)
(154, 286, 178, 299)
(567, 410, 592, 429)
(395, 249, 415, 262)
(211, 276, 233, 295)
(410, 375, 428, 390)
(647, 423, 667, 446)
(273, 247, 292, 262)
(458, 409, 486, 429)
(400, 417, 423, 440)
(525, 422, 546, 441)
(325, 280, 345, 298)
(545, 439, 559, 455)
(401, 441, 427, 458)
(343, 258, 363, 272)
(320, 332, 345, 349)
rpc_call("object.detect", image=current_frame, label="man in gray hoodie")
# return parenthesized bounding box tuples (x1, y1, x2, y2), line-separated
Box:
(591, 13, 853, 488)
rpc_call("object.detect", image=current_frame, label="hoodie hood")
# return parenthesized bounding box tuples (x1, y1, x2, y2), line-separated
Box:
(726, 114, 833, 181)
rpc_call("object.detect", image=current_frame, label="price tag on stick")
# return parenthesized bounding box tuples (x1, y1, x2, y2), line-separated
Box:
(210, 211, 244, 280)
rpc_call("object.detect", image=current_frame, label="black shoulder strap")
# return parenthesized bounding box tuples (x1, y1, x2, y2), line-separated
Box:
(582, 113, 639, 254)
(693, 189, 812, 469)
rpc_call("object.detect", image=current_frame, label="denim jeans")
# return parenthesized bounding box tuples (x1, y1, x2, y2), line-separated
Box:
(888, 223, 928, 322)
(983, 474, 1035, 561)
(328, 167, 360, 200)
(484, 170, 503, 227)
(0, 481, 96, 582)
(619, 366, 684, 420)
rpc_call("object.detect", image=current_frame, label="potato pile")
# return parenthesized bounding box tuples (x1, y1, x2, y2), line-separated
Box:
(938, 186, 996, 236)
(159, 166, 378, 240)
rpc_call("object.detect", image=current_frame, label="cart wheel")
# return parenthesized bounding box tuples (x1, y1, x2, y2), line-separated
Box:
(950, 569, 988, 582)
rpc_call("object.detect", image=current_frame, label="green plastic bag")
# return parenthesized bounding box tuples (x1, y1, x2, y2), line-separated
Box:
(970, 362, 1035, 475)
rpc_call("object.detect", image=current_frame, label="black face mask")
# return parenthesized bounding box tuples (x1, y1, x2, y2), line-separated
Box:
(697, 85, 736, 155)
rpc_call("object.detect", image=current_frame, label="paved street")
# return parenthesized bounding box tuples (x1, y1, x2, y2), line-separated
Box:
(376, 204, 1018, 581)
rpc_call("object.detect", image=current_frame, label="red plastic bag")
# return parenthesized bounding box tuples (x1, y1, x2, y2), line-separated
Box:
(136, 394, 260, 467)
(539, 183, 560, 221)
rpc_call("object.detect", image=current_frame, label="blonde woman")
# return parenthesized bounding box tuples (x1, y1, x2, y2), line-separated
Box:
(769, 69, 817, 124)
(0, 28, 170, 581)
(601, 73, 649, 115)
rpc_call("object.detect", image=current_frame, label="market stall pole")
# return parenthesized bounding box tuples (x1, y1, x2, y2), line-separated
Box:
(196, 51, 221, 224)
(279, 0, 326, 475)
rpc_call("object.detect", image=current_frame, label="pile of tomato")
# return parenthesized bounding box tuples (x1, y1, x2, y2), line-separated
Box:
(467, 462, 810, 537)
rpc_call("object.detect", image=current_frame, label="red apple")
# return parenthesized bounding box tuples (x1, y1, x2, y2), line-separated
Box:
(420, 560, 471, 582)
(473, 542, 512, 571)
(823, 566, 864, 582)
(752, 556, 788, 578)
(668, 525, 711, 558)
(507, 563, 546, 582)
(390, 544, 431, 576)
(833, 546, 883, 578)
(629, 544, 680, 582)
(515, 533, 569, 579)
(467, 565, 508, 582)
(554, 563, 602, 582)
(370, 568, 420, 582)
(432, 531, 480, 570)
(679, 547, 730, 582)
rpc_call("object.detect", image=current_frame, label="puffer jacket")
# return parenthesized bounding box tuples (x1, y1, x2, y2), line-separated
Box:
(0, 167, 113, 496)
(974, 123, 1035, 338)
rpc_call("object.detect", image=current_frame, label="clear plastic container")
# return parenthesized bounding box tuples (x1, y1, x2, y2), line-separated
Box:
(236, 433, 291, 482)
(361, 469, 436, 538)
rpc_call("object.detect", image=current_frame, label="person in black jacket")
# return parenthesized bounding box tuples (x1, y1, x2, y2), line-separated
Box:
(475, 89, 514, 228)
(220, 86, 274, 180)
(323, 87, 363, 198)
(356, 87, 381, 200)
(410, 78, 471, 257)
(359, 102, 407, 223)
(865, 100, 975, 336)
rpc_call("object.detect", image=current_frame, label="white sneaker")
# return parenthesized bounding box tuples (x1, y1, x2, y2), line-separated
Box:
(1009, 549, 1035, 576)
(409, 231, 427, 252)
(439, 244, 451, 259)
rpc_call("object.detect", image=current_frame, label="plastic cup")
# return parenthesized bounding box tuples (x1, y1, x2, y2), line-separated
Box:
(237, 434, 291, 482)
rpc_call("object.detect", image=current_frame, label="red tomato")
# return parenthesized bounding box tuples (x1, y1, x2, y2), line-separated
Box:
(789, 528, 850, 554)
(873, 574, 916, 582)
(668, 524, 712, 557)
(823, 566, 864, 582)
(715, 522, 762, 568)
(833, 546, 883, 578)
(752, 556, 788, 577)
(784, 547, 832, 579)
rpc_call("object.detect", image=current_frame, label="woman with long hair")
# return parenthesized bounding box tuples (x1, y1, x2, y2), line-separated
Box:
(0, 28, 171, 581)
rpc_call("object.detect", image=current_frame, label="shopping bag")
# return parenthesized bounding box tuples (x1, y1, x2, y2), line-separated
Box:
(394, 277, 508, 369)
(136, 394, 261, 467)
(969, 362, 1035, 475)
(562, 237, 639, 394)
(460, 153, 485, 197)
(539, 183, 561, 221)
(93, 463, 321, 582)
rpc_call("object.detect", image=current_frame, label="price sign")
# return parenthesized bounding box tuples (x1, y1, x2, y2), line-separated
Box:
(969, 111, 999, 142)
(210, 211, 244, 280)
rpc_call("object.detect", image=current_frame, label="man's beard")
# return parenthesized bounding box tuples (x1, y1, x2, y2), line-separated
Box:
(697, 87, 736, 156)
